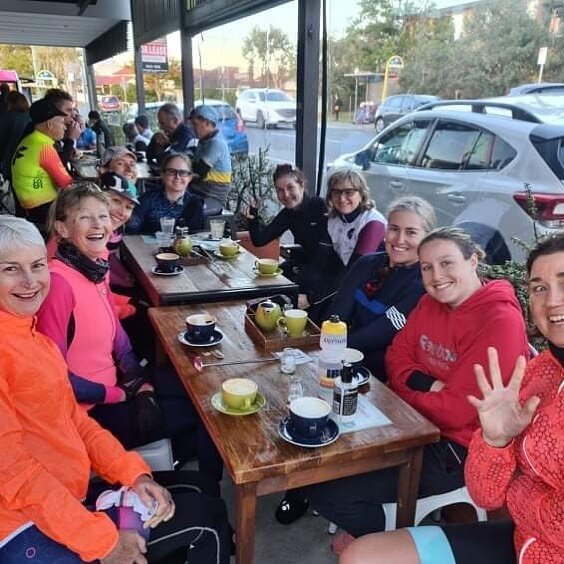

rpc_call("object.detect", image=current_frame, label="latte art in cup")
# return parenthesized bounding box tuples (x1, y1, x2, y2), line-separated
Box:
(221, 378, 258, 411)
(223, 378, 257, 395)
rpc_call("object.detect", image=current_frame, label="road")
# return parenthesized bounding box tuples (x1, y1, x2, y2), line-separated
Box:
(245, 122, 376, 165)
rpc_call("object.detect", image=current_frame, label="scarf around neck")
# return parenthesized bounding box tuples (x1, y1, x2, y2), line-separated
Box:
(55, 239, 109, 284)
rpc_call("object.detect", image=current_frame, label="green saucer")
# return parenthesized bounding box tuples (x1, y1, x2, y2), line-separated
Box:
(211, 392, 266, 416)
(253, 268, 282, 278)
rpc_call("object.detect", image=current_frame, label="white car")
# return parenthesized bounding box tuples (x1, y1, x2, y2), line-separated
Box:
(236, 88, 296, 129)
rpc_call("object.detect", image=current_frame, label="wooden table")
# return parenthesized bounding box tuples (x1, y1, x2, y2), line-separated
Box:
(149, 302, 440, 564)
(123, 235, 298, 306)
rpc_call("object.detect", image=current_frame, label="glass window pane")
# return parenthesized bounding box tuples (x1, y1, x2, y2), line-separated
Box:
(422, 121, 481, 170)
(490, 136, 517, 170)
(372, 120, 430, 165)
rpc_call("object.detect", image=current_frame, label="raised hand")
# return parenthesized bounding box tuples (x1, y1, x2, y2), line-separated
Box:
(101, 531, 147, 564)
(468, 347, 540, 448)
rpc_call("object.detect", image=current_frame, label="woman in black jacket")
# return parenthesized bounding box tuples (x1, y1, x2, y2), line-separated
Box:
(246, 163, 343, 314)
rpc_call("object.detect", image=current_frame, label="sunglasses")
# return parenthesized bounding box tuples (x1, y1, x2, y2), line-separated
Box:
(164, 168, 193, 178)
(331, 188, 359, 198)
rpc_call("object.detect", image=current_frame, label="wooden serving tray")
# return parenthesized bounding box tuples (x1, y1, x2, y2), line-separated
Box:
(244, 313, 321, 351)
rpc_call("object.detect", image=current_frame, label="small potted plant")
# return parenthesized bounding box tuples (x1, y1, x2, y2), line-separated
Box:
(227, 147, 281, 259)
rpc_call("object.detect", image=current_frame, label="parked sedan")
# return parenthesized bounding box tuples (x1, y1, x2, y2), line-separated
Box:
(374, 94, 440, 132)
(331, 108, 564, 263)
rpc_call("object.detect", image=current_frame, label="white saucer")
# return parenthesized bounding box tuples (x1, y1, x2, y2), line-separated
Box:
(177, 329, 224, 347)
(151, 265, 184, 276)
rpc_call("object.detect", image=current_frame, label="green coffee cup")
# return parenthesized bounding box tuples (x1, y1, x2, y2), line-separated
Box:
(221, 378, 258, 411)
(255, 258, 279, 275)
(219, 241, 240, 257)
(277, 309, 308, 338)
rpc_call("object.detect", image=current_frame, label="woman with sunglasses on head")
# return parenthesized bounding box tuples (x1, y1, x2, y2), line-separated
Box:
(126, 153, 205, 235)
(306, 227, 529, 555)
(246, 163, 343, 314)
(325, 168, 386, 268)
(328, 196, 435, 380)
(341, 233, 564, 564)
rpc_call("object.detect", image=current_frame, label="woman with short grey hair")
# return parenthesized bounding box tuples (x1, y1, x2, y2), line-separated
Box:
(325, 168, 386, 267)
(0, 216, 231, 564)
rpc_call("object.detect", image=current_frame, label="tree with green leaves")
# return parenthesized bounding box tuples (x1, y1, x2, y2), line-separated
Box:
(242, 26, 295, 88)
(0, 45, 34, 76)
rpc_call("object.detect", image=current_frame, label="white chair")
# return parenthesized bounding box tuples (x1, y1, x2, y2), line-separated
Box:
(381, 486, 487, 531)
(326, 486, 487, 534)
(134, 438, 174, 471)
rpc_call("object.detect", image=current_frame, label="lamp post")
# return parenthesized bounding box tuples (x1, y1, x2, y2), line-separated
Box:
(353, 67, 359, 118)
(381, 55, 404, 102)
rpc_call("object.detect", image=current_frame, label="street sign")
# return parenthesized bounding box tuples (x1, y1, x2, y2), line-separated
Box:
(537, 47, 548, 66)
(141, 39, 168, 73)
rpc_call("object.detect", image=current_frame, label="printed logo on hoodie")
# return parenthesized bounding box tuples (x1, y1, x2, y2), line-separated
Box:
(420, 334, 457, 370)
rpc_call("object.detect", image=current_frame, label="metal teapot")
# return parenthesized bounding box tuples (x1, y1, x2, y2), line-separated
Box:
(254, 299, 282, 332)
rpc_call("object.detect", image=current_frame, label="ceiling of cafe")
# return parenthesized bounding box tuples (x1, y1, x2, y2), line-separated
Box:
(0, 0, 130, 48)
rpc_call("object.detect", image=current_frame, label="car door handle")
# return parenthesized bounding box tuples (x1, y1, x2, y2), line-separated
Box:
(446, 193, 466, 204)
(390, 181, 403, 189)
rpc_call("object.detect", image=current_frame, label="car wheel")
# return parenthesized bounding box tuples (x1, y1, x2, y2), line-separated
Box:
(375, 118, 385, 132)
(257, 111, 266, 129)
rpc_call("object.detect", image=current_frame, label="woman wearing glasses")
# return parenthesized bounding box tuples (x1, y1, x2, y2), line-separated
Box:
(126, 153, 205, 235)
(325, 168, 386, 268)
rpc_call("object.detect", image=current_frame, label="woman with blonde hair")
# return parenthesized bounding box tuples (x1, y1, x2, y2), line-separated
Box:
(325, 168, 386, 267)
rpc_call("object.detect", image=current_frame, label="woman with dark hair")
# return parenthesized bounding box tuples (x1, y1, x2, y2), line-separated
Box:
(0, 91, 31, 180)
(246, 163, 343, 312)
(127, 152, 204, 235)
(306, 227, 529, 555)
(341, 233, 564, 564)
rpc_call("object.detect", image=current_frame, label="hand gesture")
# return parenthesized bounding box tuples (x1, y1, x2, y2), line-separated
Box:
(101, 531, 147, 564)
(468, 347, 540, 448)
(133, 475, 175, 530)
(244, 197, 260, 219)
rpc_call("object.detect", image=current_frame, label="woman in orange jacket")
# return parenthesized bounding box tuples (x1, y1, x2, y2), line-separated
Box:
(0, 216, 230, 563)
(340, 234, 564, 564)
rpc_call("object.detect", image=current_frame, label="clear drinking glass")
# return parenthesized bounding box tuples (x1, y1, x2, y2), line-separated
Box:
(209, 219, 226, 240)
(160, 217, 175, 236)
(287, 376, 304, 406)
(280, 347, 297, 374)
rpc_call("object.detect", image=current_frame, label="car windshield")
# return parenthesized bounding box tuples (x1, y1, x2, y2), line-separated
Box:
(262, 91, 293, 102)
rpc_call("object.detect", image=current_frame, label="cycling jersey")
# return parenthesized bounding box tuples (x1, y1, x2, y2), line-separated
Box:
(11, 129, 72, 210)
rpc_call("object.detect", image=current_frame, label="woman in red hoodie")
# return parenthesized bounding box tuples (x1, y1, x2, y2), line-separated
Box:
(340, 232, 564, 564)
(307, 227, 528, 554)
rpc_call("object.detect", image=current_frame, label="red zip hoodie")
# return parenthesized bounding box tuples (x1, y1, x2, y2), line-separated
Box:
(386, 279, 528, 446)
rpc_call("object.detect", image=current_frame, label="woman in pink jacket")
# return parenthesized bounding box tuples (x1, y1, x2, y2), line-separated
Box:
(340, 233, 564, 564)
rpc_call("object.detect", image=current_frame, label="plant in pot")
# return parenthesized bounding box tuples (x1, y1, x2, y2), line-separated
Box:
(227, 146, 281, 259)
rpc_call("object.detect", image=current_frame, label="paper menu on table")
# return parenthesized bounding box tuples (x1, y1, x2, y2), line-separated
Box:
(332, 394, 392, 434)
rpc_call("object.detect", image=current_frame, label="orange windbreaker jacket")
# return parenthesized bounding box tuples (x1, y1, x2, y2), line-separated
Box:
(0, 310, 150, 561)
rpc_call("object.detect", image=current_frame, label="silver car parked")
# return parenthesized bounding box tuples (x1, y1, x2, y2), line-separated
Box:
(331, 107, 564, 263)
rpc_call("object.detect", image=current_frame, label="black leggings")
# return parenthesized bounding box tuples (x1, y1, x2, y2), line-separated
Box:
(306, 439, 468, 537)
(89, 367, 223, 480)
(0, 471, 230, 564)
(441, 520, 516, 564)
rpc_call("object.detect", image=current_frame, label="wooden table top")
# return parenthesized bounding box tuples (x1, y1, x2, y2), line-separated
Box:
(149, 302, 440, 486)
(123, 235, 298, 306)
